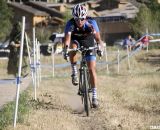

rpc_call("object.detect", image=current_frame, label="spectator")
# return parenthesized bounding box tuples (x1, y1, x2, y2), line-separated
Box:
(123, 35, 135, 51)
(7, 22, 29, 78)
(134, 35, 153, 50)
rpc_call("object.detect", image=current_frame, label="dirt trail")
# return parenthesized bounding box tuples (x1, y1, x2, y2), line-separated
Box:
(0, 77, 31, 109)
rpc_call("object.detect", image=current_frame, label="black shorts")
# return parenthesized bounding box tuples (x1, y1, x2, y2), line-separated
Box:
(71, 34, 96, 58)
(71, 34, 95, 48)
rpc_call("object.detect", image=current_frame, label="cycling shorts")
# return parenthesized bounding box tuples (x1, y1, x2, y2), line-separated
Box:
(85, 55, 96, 61)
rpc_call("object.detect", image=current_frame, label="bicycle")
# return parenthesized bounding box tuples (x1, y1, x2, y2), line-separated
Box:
(67, 46, 98, 116)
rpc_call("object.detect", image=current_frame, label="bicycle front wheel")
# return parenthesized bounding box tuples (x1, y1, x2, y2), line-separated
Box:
(83, 68, 90, 116)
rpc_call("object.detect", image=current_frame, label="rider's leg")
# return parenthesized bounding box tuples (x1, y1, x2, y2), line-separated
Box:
(69, 43, 78, 85)
(87, 60, 97, 88)
(87, 58, 98, 107)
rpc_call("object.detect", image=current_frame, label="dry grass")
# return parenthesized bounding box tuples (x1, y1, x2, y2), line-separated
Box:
(3, 48, 160, 130)
(98, 73, 160, 130)
(0, 59, 11, 79)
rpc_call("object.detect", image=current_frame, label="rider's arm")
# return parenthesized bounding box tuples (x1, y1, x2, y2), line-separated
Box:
(64, 33, 71, 48)
(64, 21, 73, 48)
(94, 32, 103, 47)
(89, 19, 103, 47)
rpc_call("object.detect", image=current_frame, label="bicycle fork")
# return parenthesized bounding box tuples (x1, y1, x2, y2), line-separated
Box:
(79, 67, 92, 108)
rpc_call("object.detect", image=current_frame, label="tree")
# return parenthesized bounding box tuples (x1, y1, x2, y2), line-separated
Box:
(147, 0, 160, 33)
(130, 0, 160, 38)
(0, 0, 12, 41)
(146, 0, 160, 12)
(130, 4, 152, 37)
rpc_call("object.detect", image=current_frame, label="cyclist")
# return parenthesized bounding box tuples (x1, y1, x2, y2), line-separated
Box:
(63, 4, 104, 108)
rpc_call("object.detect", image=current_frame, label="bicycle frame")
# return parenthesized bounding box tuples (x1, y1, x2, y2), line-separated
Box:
(79, 51, 92, 116)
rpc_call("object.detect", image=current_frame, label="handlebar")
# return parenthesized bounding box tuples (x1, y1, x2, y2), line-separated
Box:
(67, 46, 98, 53)
(67, 46, 102, 60)
(63, 46, 102, 62)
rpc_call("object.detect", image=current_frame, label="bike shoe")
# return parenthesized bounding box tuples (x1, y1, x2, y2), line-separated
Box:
(71, 74, 79, 86)
(92, 98, 99, 108)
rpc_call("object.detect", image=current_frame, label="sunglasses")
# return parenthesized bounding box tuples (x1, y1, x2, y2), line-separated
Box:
(74, 18, 85, 21)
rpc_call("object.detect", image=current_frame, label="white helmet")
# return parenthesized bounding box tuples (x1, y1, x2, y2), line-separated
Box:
(72, 4, 87, 19)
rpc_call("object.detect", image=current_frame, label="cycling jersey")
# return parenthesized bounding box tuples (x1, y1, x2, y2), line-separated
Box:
(65, 17, 99, 46)
(65, 17, 99, 34)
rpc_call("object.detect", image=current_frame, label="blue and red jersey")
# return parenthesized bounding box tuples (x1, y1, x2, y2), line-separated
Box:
(64, 17, 100, 38)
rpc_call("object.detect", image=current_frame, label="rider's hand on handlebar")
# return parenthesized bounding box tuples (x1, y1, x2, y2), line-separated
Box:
(97, 49, 103, 57)
(97, 44, 104, 57)
(63, 46, 69, 62)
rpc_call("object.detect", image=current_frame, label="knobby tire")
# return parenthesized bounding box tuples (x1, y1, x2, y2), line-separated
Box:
(83, 68, 89, 116)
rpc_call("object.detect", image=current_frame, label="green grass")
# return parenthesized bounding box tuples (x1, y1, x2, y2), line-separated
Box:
(0, 91, 31, 130)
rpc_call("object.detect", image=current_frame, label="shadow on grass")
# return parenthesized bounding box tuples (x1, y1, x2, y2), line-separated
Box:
(126, 104, 160, 115)
(146, 82, 160, 93)
(137, 54, 160, 66)
(112, 84, 160, 115)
